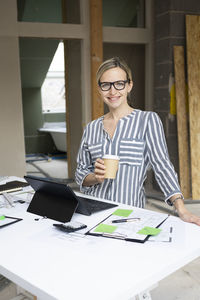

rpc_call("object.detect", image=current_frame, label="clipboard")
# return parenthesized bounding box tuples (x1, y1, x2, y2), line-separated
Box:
(86, 208, 169, 243)
(0, 216, 23, 229)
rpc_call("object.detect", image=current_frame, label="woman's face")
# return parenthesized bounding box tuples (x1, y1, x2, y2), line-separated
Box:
(98, 67, 133, 110)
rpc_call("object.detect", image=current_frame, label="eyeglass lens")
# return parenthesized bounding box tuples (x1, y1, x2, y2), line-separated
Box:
(100, 80, 128, 91)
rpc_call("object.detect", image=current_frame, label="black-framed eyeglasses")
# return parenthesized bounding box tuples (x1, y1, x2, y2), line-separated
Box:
(98, 80, 130, 91)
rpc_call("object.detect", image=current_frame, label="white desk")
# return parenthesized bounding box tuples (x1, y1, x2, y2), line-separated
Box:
(0, 187, 200, 300)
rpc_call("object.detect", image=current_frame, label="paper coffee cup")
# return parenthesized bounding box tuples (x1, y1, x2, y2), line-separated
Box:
(103, 155, 120, 179)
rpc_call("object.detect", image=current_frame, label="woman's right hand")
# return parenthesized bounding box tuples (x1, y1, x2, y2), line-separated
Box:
(94, 158, 106, 184)
(82, 158, 106, 186)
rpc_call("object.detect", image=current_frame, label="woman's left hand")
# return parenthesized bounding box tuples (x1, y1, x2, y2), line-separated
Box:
(170, 196, 200, 226)
(177, 208, 200, 226)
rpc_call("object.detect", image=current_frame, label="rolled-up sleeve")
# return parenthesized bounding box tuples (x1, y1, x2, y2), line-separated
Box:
(145, 112, 182, 202)
(75, 128, 94, 192)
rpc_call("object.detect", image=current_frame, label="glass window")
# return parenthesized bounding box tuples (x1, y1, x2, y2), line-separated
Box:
(41, 42, 65, 113)
(19, 37, 66, 118)
(103, 0, 145, 28)
(17, 0, 80, 24)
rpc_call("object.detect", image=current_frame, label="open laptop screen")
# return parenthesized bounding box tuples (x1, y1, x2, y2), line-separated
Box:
(24, 176, 78, 223)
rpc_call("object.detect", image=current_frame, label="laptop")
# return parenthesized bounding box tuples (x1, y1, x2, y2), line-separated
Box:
(75, 194, 117, 216)
(25, 176, 78, 223)
(24, 176, 118, 220)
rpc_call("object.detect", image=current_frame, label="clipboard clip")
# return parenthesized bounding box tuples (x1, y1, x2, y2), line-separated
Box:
(102, 233, 126, 240)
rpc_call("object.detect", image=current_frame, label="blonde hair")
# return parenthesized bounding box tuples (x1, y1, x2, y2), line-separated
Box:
(96, 57, 132, 84)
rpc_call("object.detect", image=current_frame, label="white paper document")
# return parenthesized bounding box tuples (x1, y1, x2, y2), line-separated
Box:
(87, 207, 169, 242)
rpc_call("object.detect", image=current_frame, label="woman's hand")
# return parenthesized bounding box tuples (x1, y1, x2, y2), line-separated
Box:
(82, 158, 105, 186)
(171, 196, 200, 226)
(177, 208, 200, 226)
(94, 158, 106, 184)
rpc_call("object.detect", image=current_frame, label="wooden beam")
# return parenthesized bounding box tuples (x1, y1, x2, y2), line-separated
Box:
(63, 41, 72, 178)
(90, 0, 103, 120)
(18, 22, 86, 39)
(103, 27, 150, 44)
(173, 46, 191, 198)
(62, 0, 72, 178)
(186, 15, 200, 199)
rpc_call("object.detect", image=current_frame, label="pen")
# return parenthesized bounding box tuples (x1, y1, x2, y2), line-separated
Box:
(112, 217, 141, 223)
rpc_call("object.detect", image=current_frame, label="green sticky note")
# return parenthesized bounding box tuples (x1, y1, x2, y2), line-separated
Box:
(0, 215, 5, 220)
(112, 209, 133, 217)
(94, 223, 117, 234)
(137, 227, 162, 236)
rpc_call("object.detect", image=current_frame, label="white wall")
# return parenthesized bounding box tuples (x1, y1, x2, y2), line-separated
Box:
(0, 0, 26, 176)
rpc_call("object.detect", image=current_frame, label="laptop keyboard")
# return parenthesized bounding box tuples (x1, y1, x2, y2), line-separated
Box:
(77, 196, 118, 214)
(86, 198, 117, 213)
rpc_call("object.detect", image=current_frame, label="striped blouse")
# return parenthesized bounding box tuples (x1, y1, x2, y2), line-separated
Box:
(75, 109, 181, 208)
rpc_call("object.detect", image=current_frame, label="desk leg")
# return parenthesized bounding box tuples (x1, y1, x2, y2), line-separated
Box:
(136, 290, 152, 300)
(16, 286, 37, 300)
(10, 294, 37, 300)
(134, 283, 158, 300)
(130, 292, 152, 300)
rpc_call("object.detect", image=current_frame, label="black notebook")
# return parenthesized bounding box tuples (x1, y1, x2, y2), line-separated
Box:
(0, 181, 29, 194)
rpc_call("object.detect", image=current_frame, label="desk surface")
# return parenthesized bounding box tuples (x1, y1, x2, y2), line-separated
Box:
(0, 181, 200, 300)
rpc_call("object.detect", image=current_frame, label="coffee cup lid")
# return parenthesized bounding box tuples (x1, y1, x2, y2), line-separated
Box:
(103, 155, 120, 160)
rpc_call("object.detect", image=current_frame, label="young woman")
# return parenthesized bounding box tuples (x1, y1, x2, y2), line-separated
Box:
(76, 57, 200, 226)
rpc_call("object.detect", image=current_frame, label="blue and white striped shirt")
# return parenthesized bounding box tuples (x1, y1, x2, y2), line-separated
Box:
(75, 110, 181, 207)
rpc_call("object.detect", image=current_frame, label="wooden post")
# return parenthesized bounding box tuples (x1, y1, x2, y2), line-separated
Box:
(90, 0, 103, 120)
(173, 46, 191, 198)
(186, 15, 200, 199)
(63, 41, 72, 178)
(62, 0, 72, 178)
